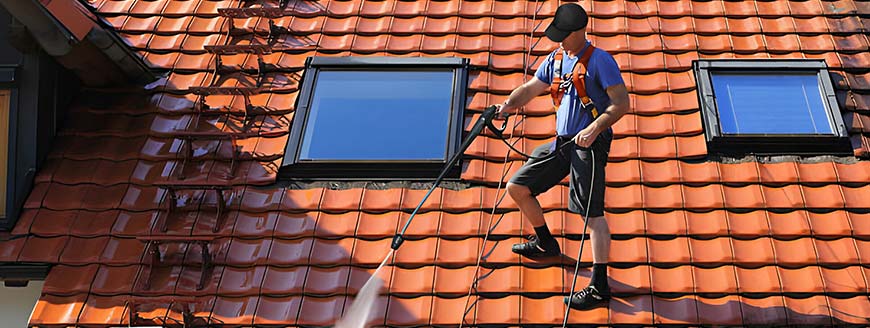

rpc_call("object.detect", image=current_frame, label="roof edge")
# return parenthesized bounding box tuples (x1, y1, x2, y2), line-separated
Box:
(0, 0, 155, 86)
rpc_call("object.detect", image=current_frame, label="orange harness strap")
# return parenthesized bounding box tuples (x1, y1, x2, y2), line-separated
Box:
(550, 46, 599, 118)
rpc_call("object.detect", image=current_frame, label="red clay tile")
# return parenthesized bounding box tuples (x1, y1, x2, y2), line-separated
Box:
(827, 296, 870, 326)
(252, 296, 301, 326)
(653, 295, 699, 325)
(784, 295, 833, 326)
(609, 238, 648, 264)
(436, 238, 481, 266)
(738, 295, 788, 325)
(637, 137, 677, 160)
(682, 184, 725, 209)
(210, 296, 256, 326)
(768, 211, 811, 239)
(779, 266, 826, 294)
(685, 211, 728, 237)
(393, 238, 437, 266)
(822, 266, 866, 293)
(765, 34, 802, 53)
(303, 266, 350, 296)
(607, 210, 646, 235)
(396, 211, 439, 238)
(355, 212, 399, 239)
(29, 294, 87, 326)
(736, 265, 782, 294)
(697, 295, 743, 326)
(29, 209, 76, 236)
(773, 238, 818, 267)
(758, 161, 799, 184)
(802, 185, 846, 209)
(762, 185, 805, 208)
(266, 238, 314, 266)
(610, 295, 654, 324)
(18, 235, 68, 263)
(429, 297, 468, 326)
(642, 185, 683, 209)
(732, 237, 776, 267)
(796, 161, 838, 184)
(280, 188, 323, 211)
(91, 264, 140, 295)
(520, 296, 566, 325)
(260, 266, 307, 296)
(843, 186, 870, 208)
(43, 264, 98, 295)
(314, 212, 358, 239)
(727, 210, 769, 238)
(389, 266, 434, 295)
(807, 211, 852, 238)
(651, 266, 694, 293)
(645, 211, 687, 236)
(851, 213, 870, 240)
(608, 136, 638, 160)
(386, 296, 431, 326)
(272, 212, 316, 239)
(815, 238, 860, 265)
(678, 161, 719, 184)
(217, 266, 265, 296)
(723, 185, 764, 209)
(440, 212, 482, 238)
(719, 162, 759, 184)
(61, 237, 110, 265)
(77, 295, 128, 326)
(307, 238, 353, 266)
(697, 34, 732, 53)
(648, 237, 690, 264)
(432, 267, 475, 296)
(475, 296, 520, 325)
(834, 161, 870, 185)
(690, 237, 734, 266)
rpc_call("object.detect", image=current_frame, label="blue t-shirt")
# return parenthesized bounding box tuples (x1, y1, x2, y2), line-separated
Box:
(535, 41, 625, 137)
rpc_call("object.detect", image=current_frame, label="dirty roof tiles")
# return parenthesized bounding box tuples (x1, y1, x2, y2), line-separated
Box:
(5, 0, 870, 326)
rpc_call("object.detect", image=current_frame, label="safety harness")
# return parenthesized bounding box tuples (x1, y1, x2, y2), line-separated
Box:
(550, 45, 599, 118)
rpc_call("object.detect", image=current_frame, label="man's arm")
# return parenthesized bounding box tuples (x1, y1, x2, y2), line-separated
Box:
(496, 78, 550, 118)
(574, 83, 630, 147)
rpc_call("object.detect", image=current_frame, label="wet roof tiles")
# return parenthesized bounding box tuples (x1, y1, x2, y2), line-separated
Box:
(3, 0, 870, 326)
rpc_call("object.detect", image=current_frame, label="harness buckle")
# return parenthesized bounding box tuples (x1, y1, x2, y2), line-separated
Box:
(580, 96, 594, 108)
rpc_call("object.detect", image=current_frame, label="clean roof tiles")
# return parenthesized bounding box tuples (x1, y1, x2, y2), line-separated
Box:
(3, 0, 870, 326)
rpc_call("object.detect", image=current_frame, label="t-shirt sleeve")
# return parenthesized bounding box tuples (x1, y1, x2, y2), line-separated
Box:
(534, 52, 555, 84)
(595, 52, 625, 90)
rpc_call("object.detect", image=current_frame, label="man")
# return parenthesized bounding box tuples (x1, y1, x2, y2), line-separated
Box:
(495, 3, 630, 310)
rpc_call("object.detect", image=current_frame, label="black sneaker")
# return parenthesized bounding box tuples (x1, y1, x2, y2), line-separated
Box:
(564, 285, 611, 310)
(511, 235, 560, 259)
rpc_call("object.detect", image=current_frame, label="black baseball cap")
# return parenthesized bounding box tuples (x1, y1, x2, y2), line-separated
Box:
(545, 3, 589, 42)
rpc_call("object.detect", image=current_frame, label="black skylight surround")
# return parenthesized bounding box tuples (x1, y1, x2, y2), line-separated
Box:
(693, 59, 850, 155)
(280, 57, 469, 179)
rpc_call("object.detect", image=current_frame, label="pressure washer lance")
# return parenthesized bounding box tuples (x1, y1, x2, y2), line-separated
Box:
(390, 104, 508, 251)
(335, 105, 506, 328)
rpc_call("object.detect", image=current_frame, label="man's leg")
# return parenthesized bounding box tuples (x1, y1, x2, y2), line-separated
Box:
(507, 182, 559, 255)
(505, 142, 569, 258)
(586, 215, 610, 291)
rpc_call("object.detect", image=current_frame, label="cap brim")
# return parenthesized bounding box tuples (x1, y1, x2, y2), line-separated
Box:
(545, 24, 571, 42)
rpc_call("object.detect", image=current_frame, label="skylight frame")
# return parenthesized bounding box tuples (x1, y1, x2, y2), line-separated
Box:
(279, 56, 469, 180)
(693, 59, 850, 155)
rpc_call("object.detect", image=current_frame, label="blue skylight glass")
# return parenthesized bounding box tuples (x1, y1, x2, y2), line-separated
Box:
(710, 73, 834, 135)
(299, 70, 455, 161)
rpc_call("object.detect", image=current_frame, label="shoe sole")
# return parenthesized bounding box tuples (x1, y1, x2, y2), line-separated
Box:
(563, 296, 611, 310)
(511, 248, 561, 259)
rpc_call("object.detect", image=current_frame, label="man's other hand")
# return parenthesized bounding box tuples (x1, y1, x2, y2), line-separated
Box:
(573, 124, 600, 148)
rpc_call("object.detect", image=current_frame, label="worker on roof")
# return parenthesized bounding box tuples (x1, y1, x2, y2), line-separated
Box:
(496, 3, 631, 311)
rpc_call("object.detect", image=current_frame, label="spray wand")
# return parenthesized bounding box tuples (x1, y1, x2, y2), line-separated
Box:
(390, 105, 507, 251)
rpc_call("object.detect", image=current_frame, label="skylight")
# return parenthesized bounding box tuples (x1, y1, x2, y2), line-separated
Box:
(693, 60, 849, 155)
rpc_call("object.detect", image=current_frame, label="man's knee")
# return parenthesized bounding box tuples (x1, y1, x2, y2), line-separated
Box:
(507, 182, 532, 200)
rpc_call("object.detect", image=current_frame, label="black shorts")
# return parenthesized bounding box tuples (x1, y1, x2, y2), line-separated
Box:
(508, 130, 612, 217)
